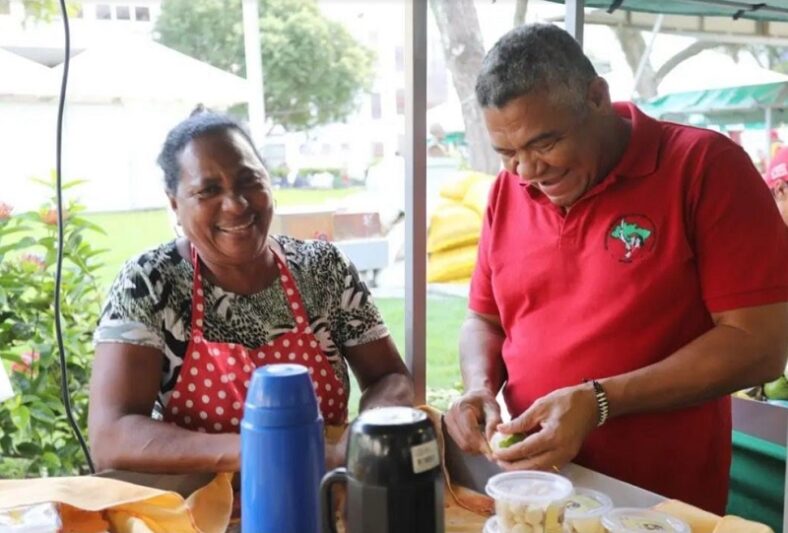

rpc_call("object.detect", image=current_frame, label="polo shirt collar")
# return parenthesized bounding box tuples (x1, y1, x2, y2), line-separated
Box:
(609, 102, 661, 179)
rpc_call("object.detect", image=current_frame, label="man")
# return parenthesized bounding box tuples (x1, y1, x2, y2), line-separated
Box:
(766, 145, 788, 226)
(445, 23, 788, 514)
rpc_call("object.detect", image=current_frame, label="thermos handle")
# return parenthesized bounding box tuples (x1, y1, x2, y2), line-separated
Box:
(320, 467, 348, 533)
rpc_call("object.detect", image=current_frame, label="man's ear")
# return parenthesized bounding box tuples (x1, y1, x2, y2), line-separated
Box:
(587, 77, 611, 110)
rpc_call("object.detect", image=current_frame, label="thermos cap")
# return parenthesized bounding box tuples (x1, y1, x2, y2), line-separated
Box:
(357, 406, 427, 426)
(243, 364, 321, 427)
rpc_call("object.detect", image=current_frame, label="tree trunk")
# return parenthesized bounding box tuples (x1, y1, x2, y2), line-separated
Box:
(429, 0, 500, 175)
(513, 0, 528, 27)
(613, 27, 658, 99)
(614, 27, 721, 100)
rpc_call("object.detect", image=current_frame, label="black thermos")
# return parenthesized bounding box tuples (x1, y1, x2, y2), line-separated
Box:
(320, 406, 444, 533)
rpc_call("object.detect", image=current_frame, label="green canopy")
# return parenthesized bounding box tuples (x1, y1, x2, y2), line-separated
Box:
(640, 81, 788, 128)
(545, 0, 788, 23)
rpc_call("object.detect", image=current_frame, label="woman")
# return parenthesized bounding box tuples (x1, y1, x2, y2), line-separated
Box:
(89, 111, 413, 473)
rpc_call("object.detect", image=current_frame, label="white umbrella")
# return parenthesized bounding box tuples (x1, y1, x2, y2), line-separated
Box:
(0, 48, 57, 98)
(51, 37, 250, 107)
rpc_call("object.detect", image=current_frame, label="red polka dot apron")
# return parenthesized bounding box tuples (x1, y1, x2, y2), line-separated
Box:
(163, 243, 348, 432)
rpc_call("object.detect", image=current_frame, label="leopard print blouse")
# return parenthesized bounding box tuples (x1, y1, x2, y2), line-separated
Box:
(93, 235, 389, 410)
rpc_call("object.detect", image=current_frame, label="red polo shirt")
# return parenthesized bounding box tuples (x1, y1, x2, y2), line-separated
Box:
(469, 102, 788, 513)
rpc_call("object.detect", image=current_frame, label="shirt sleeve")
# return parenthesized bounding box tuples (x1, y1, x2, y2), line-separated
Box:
(692, 145, 788, 312)
(325, 243, 389, 348)
(469, 174, 503, 315)
(93, 257, 167, 351)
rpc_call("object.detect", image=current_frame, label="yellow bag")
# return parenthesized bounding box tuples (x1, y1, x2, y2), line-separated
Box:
(462, 177, 494, 217)
(0, 472, 232, 533)
(428, 244, 478, 283)
(427, 203, 481, 254)
(439, 172, 492, 202)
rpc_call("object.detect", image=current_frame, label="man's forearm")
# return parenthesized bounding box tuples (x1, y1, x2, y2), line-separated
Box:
(602, 317, 788, 419)
(459, 315, 507, 394)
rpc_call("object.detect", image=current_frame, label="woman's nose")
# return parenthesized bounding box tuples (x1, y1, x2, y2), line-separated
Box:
(222, 191, 249, 212)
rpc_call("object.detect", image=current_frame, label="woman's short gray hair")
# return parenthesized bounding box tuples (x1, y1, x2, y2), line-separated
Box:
(475, 23, 597, 109)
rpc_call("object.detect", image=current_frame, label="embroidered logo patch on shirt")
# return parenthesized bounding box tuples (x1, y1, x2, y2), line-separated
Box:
(605, 215, 657, 263)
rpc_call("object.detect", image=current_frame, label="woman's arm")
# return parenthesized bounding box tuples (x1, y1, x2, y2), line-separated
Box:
(324, 336, 414, 469)
(89, 343, 239, 473)
(346, 336, 414, 411)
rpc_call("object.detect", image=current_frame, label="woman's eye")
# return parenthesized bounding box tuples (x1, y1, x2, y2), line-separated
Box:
(198, 185, 220, 197)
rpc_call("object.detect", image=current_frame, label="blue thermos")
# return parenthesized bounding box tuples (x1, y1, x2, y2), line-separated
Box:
(242, 364, 325, 533)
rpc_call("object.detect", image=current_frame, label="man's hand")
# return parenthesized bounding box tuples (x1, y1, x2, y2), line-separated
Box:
(493, 384, 597, 471)
(445, 388, 502, 455)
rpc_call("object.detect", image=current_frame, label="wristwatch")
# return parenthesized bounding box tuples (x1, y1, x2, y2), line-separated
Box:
(584, 379, 610, 427)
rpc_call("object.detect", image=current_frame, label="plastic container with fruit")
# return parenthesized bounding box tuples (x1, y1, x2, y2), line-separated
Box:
(563, 487, 614, 533)
(485, 471, 573, 533)
(601, 508, 690, 533)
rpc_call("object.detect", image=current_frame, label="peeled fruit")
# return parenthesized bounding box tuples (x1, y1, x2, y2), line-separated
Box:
(764, 376, 788, 400)
(490, 431, 526, 451)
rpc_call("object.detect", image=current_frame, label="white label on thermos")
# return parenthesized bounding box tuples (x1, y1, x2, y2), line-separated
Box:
(410, 439, 440, 474)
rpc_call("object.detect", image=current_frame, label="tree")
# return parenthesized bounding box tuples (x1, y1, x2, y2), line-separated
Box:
(155, 0, 374, 131)
(614, 27, 719, 99)
(429, 0, 501, 174)
(430, 0, 747, 171)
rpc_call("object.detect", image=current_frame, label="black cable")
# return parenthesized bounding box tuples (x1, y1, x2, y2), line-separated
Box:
(56, 0, 95, 474)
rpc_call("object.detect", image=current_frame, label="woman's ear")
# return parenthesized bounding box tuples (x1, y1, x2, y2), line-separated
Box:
(168, 194, 180, 225)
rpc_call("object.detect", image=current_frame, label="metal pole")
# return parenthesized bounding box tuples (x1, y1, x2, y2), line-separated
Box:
(404, 0, 428, 405)
(565, 0, 584, 46)
(765, 107, 773, 170)
(242, 0, 266, 145)
(784, 422, 787, 533)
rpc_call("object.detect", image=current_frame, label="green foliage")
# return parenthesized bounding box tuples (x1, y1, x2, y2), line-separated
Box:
(21, 0, 82, 23)
(0, 179, 106, 477)
(155, 0, 375, 131)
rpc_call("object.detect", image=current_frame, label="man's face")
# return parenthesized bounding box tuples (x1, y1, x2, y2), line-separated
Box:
(483, 87, 606, 208)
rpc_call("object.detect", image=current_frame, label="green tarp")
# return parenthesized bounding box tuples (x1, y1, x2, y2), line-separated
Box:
(545, 1, 788, 23)
(640, 81, 788, 128)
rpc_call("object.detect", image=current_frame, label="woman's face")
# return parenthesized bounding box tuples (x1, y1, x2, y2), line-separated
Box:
(169, 129, 274, 267)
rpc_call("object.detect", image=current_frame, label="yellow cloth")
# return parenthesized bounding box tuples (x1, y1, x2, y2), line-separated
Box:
(439, 172, 493, 202)
(427, 203, 481, 254)
(654, 499, 775, 533)
(0, 473, 232, 533)
(428, 244, 478, 283)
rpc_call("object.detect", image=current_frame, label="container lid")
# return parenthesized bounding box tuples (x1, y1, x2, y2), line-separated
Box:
(483, 516, 498, 533)
(484, 471, 573, 504)
(242, 364, 319, 427)
(565, 487, 614, 519)
(601, 508, 690, 533)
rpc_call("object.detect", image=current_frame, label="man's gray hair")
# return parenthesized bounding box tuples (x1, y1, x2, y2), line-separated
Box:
(475, 23, 597, 109)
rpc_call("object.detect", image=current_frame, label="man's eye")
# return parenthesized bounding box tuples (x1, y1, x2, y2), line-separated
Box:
(535, 139, 558, 152)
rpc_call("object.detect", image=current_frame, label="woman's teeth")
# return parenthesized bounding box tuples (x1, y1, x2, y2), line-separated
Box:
(219, 217, 255, 232)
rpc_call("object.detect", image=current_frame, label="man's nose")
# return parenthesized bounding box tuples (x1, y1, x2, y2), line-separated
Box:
(515, 154, 546, 180)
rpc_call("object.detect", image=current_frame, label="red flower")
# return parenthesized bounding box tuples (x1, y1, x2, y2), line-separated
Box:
(20, 253, 46, 271)
(40, 209, 67, 225)
(0, 202, 12, 221)
(11, 351, 40, 375)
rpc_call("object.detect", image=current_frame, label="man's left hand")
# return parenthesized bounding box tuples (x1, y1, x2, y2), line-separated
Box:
(492, 384, 599, 471)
